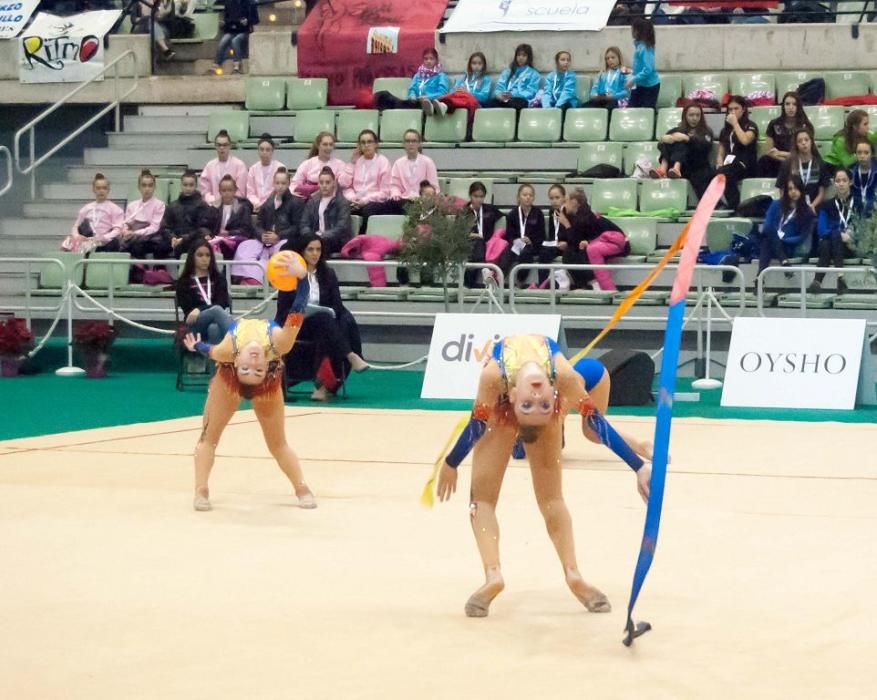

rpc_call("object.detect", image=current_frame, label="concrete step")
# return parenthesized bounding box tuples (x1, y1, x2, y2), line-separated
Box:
(66, 165, 185, 184)
(250, 115, 294, 138)
(138, 104, 239, 118)
(257, 1, 303, 27)
(22, 201, 88, 218)
(107, 132, 203, 149)
(84, 147, 190, 167)
(123, 114, 210, 134)
(159, 59, 251, 78)
(42, 183, 94, 199)
(0, 217, 65, 242)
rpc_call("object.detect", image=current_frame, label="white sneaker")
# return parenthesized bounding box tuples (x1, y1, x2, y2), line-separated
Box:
(435, 100, 448, 116)
(421, 98, 434, 116)
(481, 268, 496, 286)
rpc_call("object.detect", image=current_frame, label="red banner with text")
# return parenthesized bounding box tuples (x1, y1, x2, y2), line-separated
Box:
(297, 0, 447, 106)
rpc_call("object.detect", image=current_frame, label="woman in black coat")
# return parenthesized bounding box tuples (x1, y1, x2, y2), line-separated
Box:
(298, 166, 353, 256)
(275, 233, 367, 401)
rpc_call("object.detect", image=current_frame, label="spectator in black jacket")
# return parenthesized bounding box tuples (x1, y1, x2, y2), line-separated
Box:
(210, 0, 259, 75)
(560, 190, 630, 291)
(200, 174, 255, 258)
(298, 166, 353, 255)
(175, 239, 232, 344)
(500, 183, 545, 287)
(463, 180, 504, 287)
(232, 167, 303, 284)
(163, 170, 210, 258)
(275, 234, 367, 401)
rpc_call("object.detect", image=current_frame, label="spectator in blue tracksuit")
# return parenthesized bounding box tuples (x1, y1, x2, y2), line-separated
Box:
(433, 52, 493, 140)
(540, 50, 578, 110)
(485, 43, 541, 112)
(758, 174, 816, 273)
(810, 169, 858, 294)
(625, 18, 661, 109)
(850, 139, 877, 218)
(374, 48, 450, 115)
(584, 46, 630, 109)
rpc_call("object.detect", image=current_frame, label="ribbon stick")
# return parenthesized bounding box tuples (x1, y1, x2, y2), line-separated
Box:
(623, 175, 725, 647)
(421, 416, 470, 508)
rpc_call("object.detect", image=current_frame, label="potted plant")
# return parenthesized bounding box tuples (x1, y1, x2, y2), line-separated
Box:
(398, 193, 472, 310)
(0, 317, 34, 377)
(73, 320, 116, 378)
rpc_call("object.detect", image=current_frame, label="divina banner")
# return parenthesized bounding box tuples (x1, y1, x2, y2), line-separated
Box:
(19, 10, 121, 84)
(441, 0, 616, 32)
(0, 0, 39, 40)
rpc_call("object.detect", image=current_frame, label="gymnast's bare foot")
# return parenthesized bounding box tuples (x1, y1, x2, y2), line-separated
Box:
(465, 567, 504, 617)
(566, 571, 611, 613)
(295, 485, 317, 509)
(637, 440, 654, 461)
(193, 487, 211, 512)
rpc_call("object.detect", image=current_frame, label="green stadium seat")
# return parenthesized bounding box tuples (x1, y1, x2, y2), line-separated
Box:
(84, 252, 131, 290)
(379, 110, 422, 143)
(809, 105, 845, 141)
(574, 75, 592, 105)
(470, 108, 516, 144)
(639, 178, 688, 215)
(730, 73, 776, 101)
(293, 110, 335, 143)
(372, 77, 411, 100)
(445, 178, 493, 201)
(739, 178, 780, 202)
(207, 111, 249, 143)
(657, 74, 683, 109)
(245, 78, 286, 111)
(623, 141, 660, 175)
(750, 106, 781, 141)
(562, 108, 608, 142)
(590, 178, 638, 212)
(286, 78, 328, 110)
(175, 11, 218, 42)
(605, 217, 658, 262)
(365, 214, 407, 240)
(655, 107, 682, 138)
(337, 109, 379, 144)
(706, 218, 753, 252)
(39, 253, 85, 289)
(609, 108, 655, 142)
(682, 73, 728, 101)
(515, 108, 562, 143)
(576, 142, 623, 174)
(824, 71, 871, 99)
(833, 294, 877, 310)
(775, 71, 813, 99)
(424, 110, 467, 143)
(777, 293, 836, 310)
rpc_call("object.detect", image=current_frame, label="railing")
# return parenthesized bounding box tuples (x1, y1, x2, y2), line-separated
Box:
(13, 50, 140, 199)
(0, 145, 12, 198)
(0, 257, 67, 325)
(620, 0, 875, 23)
(757, 264, 877, 325)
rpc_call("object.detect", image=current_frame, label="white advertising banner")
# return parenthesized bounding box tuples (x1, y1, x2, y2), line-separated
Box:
(19, 10, 121, 84)
(721, 317, 870, 410)
(422, 313, 563, 399)
(0, 0, 39, 39)
(441, 0, 616, 33)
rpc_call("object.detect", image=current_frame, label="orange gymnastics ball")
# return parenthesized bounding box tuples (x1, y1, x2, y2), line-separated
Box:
(266, 251, 305, 292)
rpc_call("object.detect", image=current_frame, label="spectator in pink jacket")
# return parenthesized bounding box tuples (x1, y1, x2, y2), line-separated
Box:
(245, 133, 286, 211)
(61, 173, 124, 253)
(291, 131, 346, 198)
(389, 129, 439, 211)
(199, 129, 248, 205)
(338, 129, 392, 232)
(117, 169, 170, 259)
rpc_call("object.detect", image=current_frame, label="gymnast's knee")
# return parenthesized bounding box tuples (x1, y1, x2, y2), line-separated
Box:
(538, 498, 568, 531)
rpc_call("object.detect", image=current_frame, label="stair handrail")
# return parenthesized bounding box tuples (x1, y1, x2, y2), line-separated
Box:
(13, 49, 140, 199)
(0, 145, 11, 198)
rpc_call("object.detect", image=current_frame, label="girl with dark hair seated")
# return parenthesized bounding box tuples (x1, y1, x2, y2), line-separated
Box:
(275, 234, 368, 401)
(654, 103, 715, 198)
(176, 239, 232, 345)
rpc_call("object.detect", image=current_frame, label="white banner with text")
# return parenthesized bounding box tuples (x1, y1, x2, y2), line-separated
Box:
(721, 317, 872, 410)
(19, 10, 121, 83)
(0, 0, 39, 39)
(422, 314, 563, 399)
(441, 0, 615, 33)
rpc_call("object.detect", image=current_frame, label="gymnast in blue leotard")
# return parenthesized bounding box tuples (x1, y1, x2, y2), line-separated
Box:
(434, 335, 653, 619)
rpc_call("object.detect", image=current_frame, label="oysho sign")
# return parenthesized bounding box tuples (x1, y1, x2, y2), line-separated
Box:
(0, 0, 38, 39)
(721, 317, 872, 410)
(19, 10, 121, 84)
(422, 313, 563, 399)
(441, 0, 616, 32)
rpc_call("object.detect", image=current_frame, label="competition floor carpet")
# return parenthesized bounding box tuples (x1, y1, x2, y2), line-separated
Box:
(1, 408, 874, 699)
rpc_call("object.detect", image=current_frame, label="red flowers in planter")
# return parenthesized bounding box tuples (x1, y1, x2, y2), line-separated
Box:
(0, 317, 34, 357)
(73, 320, 116, 351)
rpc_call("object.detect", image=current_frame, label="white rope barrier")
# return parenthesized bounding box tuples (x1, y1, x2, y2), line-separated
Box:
(72, 284, 176, 335)
(25, 286, 71, 359)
